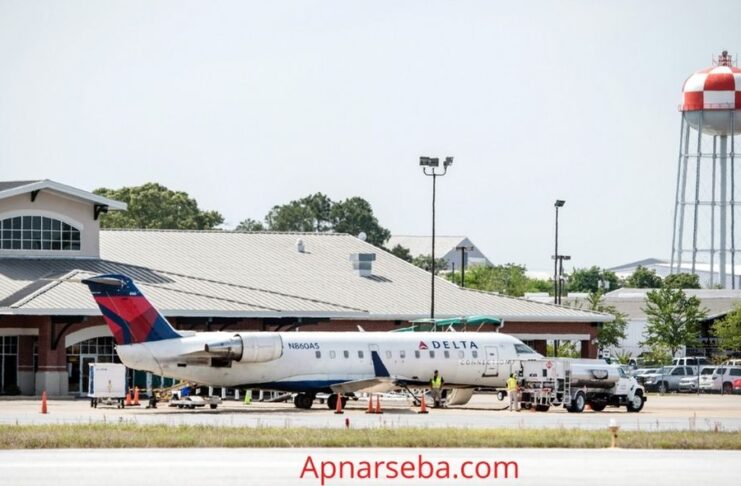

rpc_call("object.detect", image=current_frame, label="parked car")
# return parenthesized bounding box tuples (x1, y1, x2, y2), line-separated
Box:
(678, 367, 714, 392)
(672, 357, 711, 368)
(643, 366, 696, 393)
(733, 378, 741, 394)
(633, 368, 659, 385)
(699, 366, 741, 393)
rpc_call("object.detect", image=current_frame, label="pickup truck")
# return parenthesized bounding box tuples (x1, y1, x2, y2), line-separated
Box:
(643, 366, 696, 393)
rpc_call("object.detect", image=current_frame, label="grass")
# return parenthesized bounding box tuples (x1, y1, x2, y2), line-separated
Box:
(0, 424, 740, 449)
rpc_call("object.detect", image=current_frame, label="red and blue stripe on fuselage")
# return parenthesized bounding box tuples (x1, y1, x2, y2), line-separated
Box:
(81, 274, 181, 345)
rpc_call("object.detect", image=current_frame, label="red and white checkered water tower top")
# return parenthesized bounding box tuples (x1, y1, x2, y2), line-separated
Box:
(681, 51, 741, 136)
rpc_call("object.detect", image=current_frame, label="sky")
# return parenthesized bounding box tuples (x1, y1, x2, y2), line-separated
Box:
(1, 0, 740, 273)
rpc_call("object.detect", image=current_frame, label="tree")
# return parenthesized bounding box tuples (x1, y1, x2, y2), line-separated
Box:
(388, 244, 413, 263)
(265, 193, 333, 232)
(94, 183, 223, 230)
(412, 255, 448, 275)
(331, 197, 390, 247)
(235, 218, 265, 232)
(584, 290, 628, 350)
(625, 266, 663, 288)
(261, 193, 391, 247)
(642, 288, 707, 357)
(446, 264, 550, 297)
(713, 305, 741, 352)
(663, 273, 701, 289)
(566, 266, 620, 293)
(546, 341, 581, 358)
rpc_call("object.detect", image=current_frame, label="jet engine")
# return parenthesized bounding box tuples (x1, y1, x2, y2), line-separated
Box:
(204, 333, 283, 363)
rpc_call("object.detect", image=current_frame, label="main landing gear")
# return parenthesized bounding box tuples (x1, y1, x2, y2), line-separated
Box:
(293, 393, 315, 409)
(326, 394, 348, 410)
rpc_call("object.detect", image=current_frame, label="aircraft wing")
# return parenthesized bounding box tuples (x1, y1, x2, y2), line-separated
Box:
(329, 377, 399, 394)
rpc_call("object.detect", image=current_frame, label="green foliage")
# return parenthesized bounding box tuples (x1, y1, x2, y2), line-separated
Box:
(641, 345, 673, 367)
(447, 264, 551, 297)
(412, 255, 448, 275)
(663, 273, 701, 289)
(642, 288, 707, 357)
(388, 244, 413, 263)
(235, 218, 265, 232)
(613, 349, 634, 365)
(713, 305, 741, 351)
(546, 341, 581, 358)
(330, 197, 390, 247)
(265, 193, 333, 232)
(261, 193, 390, 246)
(625, 266, 663, 288)
(567, 266, 620, 293)
(583, 290, 628, 349)
(94, 183, 224, 230)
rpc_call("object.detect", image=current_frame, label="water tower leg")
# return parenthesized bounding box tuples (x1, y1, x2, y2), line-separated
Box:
(720, 135, 728, 288)
(691, 115, 704, 274)
(671, 117, 686, 273)
(710, 136, 717, 288)
(731, 113, 736, 289)
(675, 120, 692, 273)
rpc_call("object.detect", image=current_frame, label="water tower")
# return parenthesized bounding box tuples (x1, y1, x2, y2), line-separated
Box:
(670, 51, 741, 288)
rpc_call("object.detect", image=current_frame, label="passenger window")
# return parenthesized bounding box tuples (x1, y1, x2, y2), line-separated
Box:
(330, 351, 336, 359)
(415, 350, 420, 359)
(343, 350, 349, 359)
(429, 351, 435, 358)
(685, 367, 694, 375)
(730, 369, 741, 376)
(315, 351, 321, 359)
(444, 350, 450, 359)
(672, 368, 684, 376)
(358, 350, 364, 359)
(472, 350, 478, 359)
(400, 350, 406, 359)
(386, 350, 392, 359)
(458, 350, 464, 359)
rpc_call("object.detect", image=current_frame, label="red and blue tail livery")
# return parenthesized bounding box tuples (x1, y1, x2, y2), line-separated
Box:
(81, 274, 181, 345)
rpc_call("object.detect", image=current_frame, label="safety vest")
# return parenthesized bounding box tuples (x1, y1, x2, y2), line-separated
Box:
(507, 377, 518, 391)
(431, 376, 442, 389)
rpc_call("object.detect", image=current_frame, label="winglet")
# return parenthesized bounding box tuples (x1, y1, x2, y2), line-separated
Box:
(370, 351, 390, 377)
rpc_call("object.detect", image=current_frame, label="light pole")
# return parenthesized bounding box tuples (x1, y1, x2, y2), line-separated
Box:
(557, 254, 571, 304)
(456, 245, 473, 288)
(553, 200, 565, 304)
(420, 156, 454, 319)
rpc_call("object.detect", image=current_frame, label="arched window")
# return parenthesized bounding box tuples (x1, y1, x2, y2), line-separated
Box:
(0, 216, 80, 251)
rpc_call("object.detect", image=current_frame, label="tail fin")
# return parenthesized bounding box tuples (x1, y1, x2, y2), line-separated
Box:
(81, 274, 181, 345)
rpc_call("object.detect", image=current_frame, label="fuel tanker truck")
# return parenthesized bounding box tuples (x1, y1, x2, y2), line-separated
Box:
(516, 359, 645, 413)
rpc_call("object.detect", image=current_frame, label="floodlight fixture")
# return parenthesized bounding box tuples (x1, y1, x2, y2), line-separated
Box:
(555, 200, 566, 208)
(443, 156, 454, 167)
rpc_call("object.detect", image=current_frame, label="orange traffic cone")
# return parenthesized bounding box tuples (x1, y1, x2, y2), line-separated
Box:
(366, 394, 375, 414)
(125, 389, 132, 407)
(417, 394, 429, 414)
(133, 387, 140, 406)
(334, 393, 344, 414)
(41, 391, 48, 414)
(374, 394, 383, 414)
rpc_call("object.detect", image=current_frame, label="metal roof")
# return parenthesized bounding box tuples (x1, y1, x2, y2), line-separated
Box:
(0, 179, 127, 210)
(387, 235, 468, 258)
(0, 230, 610, 322)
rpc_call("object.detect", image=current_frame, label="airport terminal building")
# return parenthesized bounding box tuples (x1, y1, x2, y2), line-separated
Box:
(0, 180, 609, 396)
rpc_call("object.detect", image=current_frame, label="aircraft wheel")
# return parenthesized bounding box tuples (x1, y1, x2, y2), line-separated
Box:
(327, 394, 338, 410)
(294, 393, 313, 409)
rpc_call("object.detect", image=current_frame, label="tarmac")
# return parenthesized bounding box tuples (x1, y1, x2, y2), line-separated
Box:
(2, 393, 741, 431)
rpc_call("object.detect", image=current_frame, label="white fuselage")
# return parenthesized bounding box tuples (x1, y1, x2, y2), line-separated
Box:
(116, 331, 542, 392)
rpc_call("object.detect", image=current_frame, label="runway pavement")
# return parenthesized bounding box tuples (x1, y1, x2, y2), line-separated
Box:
(2, 393, 741, 431)
(0, 447, 737, 485)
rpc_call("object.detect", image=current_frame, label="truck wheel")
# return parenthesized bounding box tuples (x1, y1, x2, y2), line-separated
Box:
(497, 391, 506, 401)
(627, 392, 644, 412)
(534, 404, 550, 412)
(209, 404, 218, 410)
(568, 392, 586, 413)
(658, 381, 668, 394)
(723, 382, 733, 394)
(589, 402, 606, 412)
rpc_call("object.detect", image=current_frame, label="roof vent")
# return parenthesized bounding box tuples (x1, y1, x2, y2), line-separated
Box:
(357, 232, 367, 242)
(296, 238, 305, 253)
(350, 253, 376, 277)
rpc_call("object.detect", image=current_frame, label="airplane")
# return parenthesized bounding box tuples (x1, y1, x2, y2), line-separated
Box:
(82, 273, 543, 409)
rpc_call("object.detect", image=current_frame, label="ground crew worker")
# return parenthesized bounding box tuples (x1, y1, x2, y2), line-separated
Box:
(507, 373, 520, 412)
(430, 370, 444, 408)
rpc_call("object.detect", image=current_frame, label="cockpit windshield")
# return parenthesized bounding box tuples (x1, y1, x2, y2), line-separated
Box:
(514, 343, 536, 355)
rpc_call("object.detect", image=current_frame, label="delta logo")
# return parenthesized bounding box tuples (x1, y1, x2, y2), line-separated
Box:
(418, 340, 478, 350)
